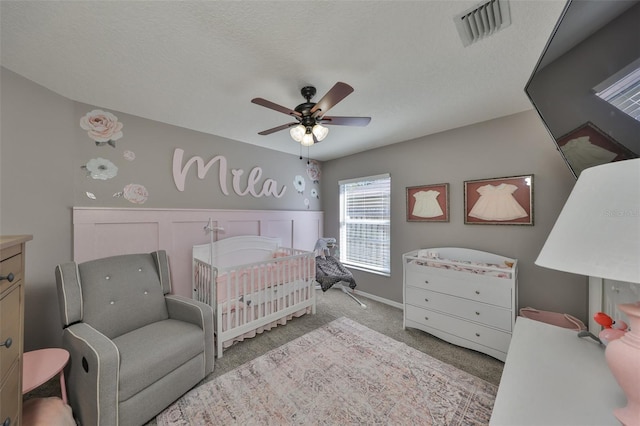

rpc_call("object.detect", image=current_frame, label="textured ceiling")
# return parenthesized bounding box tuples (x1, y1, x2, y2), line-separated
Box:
(1, 1, 567, 161)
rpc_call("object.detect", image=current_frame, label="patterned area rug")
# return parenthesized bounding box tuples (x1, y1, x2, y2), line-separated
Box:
(157, 317, 497, 425)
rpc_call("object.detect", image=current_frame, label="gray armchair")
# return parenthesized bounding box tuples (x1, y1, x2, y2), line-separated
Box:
(55, 250, 214, 426)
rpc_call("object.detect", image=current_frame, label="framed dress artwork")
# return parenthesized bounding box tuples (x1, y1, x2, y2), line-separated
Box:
(464, 175, 533, 225)
(406, 183, 449, 222)
(556, 122, 637, 178)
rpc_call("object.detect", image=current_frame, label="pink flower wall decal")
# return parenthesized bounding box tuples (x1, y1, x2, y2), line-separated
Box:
(123, 183, 148, 204)
(80, 109, 124, 147)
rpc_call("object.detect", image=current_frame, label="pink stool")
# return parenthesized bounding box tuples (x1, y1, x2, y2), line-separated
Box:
(22, 348, 70, 403)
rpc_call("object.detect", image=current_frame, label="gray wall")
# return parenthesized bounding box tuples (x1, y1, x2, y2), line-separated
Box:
(70, 101, 321, 211)
(322, 110, 589, 320)
(1, 68, 76, 351)
(0, 68, 320, 350)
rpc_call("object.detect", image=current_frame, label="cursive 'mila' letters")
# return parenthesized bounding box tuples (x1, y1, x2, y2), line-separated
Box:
(173, 149, 286, 198)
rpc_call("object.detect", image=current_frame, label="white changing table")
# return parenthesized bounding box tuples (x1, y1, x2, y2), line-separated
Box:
(490, 316, 626, 425)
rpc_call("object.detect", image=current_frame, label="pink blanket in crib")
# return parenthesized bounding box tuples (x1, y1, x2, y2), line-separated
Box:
(214, 257, 315, 303)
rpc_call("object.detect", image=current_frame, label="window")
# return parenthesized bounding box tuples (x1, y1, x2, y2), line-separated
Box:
(594, 58, 640, 122)
(339, 173, 391, 275)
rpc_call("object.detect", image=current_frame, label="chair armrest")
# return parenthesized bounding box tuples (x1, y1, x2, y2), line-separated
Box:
(62, 323, 120, 426)
(165, 295, 215, 374)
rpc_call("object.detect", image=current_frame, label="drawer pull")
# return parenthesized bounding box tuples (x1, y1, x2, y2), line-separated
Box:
(0, 272, 14, 282)
(475, 332, 481, 337)
(424, 316, 429, 321)
(424, 280, 429, 284)
(0, 337, 12, 348)
(475, 311, 480, 316)
(475, 290, 480, 295)
(3, 416, 11, 426)
(424, 298, 429, 302)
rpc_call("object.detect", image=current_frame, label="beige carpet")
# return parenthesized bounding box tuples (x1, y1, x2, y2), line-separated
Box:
(156, 317, 497, 425)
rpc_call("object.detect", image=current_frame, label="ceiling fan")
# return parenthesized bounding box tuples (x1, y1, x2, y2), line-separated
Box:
(251, 82, 371, 146)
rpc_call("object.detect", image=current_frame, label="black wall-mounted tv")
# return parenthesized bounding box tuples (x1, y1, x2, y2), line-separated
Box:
(525, 0, 639, 178)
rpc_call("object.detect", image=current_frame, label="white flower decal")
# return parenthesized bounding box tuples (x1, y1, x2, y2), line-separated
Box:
(123, 183, 148, 204)
(306, 160, 321, 183)
(304, 198, 310, 208)
(80, 109, 124, 147)
(310, 188, 319, 199)
(293, 175, 305, 193)
(84, 157, 118, 180)
(123, 150, 136, 161)
(86, 191, 96, 200)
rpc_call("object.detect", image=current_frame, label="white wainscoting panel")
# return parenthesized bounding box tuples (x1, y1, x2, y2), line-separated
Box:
(73, 207, 323, 297)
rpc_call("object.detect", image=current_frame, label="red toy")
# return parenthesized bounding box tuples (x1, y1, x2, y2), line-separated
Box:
(594, 311, 628, 345)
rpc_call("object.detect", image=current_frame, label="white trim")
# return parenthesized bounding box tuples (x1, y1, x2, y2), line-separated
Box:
(57, 266, 70, 325)
(75, 263, 84, 321)
(588, 276, 603, 333)
(342, 262, 391, 277)
(338, 173, 390, 185)
(351, 289, 403, 310)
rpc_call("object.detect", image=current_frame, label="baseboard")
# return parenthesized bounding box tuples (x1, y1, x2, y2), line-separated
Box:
(352, 290, 403, 310)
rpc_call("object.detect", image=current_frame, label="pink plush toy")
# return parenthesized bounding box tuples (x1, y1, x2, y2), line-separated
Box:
(594, 311, 629, 345)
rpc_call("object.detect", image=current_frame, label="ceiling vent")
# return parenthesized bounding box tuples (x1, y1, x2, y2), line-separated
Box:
(454, 0, 511, 47)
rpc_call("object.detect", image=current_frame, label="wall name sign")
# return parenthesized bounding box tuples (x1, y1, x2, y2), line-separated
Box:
(172, 149, 287, 198)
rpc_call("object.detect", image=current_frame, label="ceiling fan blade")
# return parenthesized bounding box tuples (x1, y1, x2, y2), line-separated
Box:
(257, 122, 298, 135)
(310, 82, 354, 115)
(319, 116, 371, 127)
(251, 98, 302, 117)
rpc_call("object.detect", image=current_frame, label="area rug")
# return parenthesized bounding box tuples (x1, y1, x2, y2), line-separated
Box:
(157, 317, 497, 425)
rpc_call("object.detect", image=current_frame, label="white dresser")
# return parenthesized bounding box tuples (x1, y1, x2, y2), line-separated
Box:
(402, 247, 517, 361)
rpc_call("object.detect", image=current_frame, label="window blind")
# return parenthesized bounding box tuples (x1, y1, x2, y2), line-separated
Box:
(339, 174, 390, 275)
(595, 63, 640, 122)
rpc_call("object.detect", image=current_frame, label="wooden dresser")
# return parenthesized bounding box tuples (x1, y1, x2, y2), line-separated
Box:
(403, 247, 517, 361)
(1, 235, 32, 426)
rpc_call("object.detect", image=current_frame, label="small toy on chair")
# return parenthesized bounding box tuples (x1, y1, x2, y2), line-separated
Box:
(314, 237, 336, 259)
(594, 312, 628, 345)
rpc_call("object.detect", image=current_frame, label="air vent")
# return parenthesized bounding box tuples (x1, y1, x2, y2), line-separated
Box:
(454, 0, 511, 47)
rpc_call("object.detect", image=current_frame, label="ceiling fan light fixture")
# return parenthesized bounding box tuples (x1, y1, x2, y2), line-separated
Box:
(301, 131, 315, 146)
(289, 124, 306, 142)
(254, 82, 370, 143)
(312, 124, 329, 141)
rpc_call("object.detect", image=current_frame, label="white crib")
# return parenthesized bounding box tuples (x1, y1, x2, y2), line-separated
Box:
(192, 235, 316, 358)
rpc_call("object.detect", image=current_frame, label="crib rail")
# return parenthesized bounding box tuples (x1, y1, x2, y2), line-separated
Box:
(193, 246, 316, 357)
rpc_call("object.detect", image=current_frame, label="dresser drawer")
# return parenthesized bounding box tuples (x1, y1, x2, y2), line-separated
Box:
(405, 304, 512, 353)
(406, 286, 512, 331)
(0, 251, 23, 294)
(0, 361, 20, 426)
(405, 263, 512, 308)
(1, 285, 21, 380)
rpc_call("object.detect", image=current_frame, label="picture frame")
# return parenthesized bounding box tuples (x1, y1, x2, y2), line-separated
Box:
(556, 122, 637, 178)
(464, 175, 533, 225)
(406, 183, 449, 222)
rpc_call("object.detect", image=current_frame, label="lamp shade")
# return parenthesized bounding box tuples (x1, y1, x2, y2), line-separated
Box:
(312, 124, 329, 141)
(289, 125, 305, 142)
(300, 132, 314, 146)
(535, 158, 640, 283)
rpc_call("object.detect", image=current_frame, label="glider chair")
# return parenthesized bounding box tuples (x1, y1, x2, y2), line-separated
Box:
(55, 250, 214, 426)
